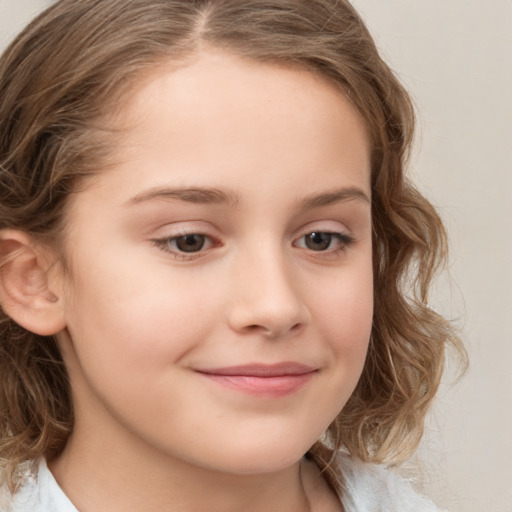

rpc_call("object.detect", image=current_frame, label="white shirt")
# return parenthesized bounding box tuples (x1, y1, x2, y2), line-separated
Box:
(3, 456, 441, 512)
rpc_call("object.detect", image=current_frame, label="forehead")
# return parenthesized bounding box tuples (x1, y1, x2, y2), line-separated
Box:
(123, 51, 368, 168)
(75, 50, 371, 213)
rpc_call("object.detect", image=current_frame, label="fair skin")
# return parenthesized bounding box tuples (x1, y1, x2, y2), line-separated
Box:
(0, 51, 373, 511)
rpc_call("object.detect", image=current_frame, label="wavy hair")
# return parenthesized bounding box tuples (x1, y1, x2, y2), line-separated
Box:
(0, 0, 464, 494)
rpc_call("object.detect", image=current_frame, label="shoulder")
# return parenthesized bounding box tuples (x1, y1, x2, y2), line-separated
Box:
(0, 461, 37, 512)
(337, 453, 444, 512)
(2, 459, 77, 512)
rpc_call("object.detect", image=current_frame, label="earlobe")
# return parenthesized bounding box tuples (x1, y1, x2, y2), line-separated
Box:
(0, 229, 66, 336)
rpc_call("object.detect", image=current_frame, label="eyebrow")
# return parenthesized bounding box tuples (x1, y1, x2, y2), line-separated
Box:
(125, 187, 240, 208)
(124, 185, 370, 209)
(299, 187, 370, 209)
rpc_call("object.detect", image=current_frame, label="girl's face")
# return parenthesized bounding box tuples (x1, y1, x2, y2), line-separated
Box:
(56, 51, 373, 475)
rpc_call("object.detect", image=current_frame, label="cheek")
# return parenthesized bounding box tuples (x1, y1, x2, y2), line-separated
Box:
(315, 262, 373, 348)
(314, 259, 374, 398)
(63, 256, 220, 375)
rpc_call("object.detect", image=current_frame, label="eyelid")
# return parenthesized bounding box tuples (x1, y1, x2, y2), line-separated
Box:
(293, 231, 355, 248)
(151, 234, 220, 260)
(292, 221, 356, 255)
(293, 220, 353, 239)
(149, 223, 222, 260)
(149, 220, 221, 243)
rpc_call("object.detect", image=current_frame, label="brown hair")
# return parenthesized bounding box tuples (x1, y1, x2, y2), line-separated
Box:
(0, 0, 465, 494)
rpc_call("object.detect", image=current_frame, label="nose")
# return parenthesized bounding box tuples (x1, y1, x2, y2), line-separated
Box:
(227, 249, 310, 339)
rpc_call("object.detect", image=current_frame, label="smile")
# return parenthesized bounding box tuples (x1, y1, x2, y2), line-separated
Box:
(195, 363, 317, 397)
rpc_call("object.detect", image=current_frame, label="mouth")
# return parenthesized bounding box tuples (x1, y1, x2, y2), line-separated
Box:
(195, 362, 317, 397)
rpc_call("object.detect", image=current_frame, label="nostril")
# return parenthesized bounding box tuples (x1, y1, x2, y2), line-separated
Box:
(290, 323, 302, 333)
(227, 289, 310, 337)
(244, 321, 304, 338)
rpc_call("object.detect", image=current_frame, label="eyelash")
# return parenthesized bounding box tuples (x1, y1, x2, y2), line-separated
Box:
(151, 230, 355, 260)
(293, 231, 355, 255)
(151, 233, 218, 260)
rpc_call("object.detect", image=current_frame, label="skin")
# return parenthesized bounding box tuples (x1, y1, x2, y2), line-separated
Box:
(39, 50, 374, 511)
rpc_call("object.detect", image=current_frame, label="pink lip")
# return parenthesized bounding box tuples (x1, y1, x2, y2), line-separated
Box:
(196, 362, 317, 397)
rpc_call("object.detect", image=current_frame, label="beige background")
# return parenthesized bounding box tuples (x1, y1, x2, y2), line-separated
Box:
(1, 1, 511, 511)
(350, 2, 512, 511)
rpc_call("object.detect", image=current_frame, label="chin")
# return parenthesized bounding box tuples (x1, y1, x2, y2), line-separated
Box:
(195, 434, 315, 476)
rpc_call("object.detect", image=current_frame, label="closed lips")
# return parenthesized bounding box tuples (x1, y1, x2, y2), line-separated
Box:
(195, 363, 317, 397)
(195, 362, 317, 377)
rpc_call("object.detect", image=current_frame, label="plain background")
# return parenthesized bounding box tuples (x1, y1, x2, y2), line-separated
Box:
(1, 1, 511, 511)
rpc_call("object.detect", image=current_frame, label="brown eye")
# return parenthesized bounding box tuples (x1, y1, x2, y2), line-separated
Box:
(304, 232, 334, 251)
(175, 234, 206, 252)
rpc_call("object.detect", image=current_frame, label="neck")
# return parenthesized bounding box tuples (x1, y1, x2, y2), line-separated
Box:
(50, 426, 314, 512)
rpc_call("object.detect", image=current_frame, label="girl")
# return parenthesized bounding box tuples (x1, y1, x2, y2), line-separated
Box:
(0, 1, 464, 511)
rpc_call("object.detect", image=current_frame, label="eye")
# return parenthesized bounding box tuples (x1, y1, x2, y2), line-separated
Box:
(172, 234, 207, 253)
(152, 233, 216, 256)
(294, 231, 354, 252)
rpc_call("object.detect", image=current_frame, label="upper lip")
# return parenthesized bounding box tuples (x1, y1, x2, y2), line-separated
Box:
(196, 362, 316, 377)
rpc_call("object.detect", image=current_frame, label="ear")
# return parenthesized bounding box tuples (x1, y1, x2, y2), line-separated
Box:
(0, 229, 66, 336)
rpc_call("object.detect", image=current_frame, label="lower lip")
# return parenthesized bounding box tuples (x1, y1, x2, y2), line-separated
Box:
(198, 372, 315, 398)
